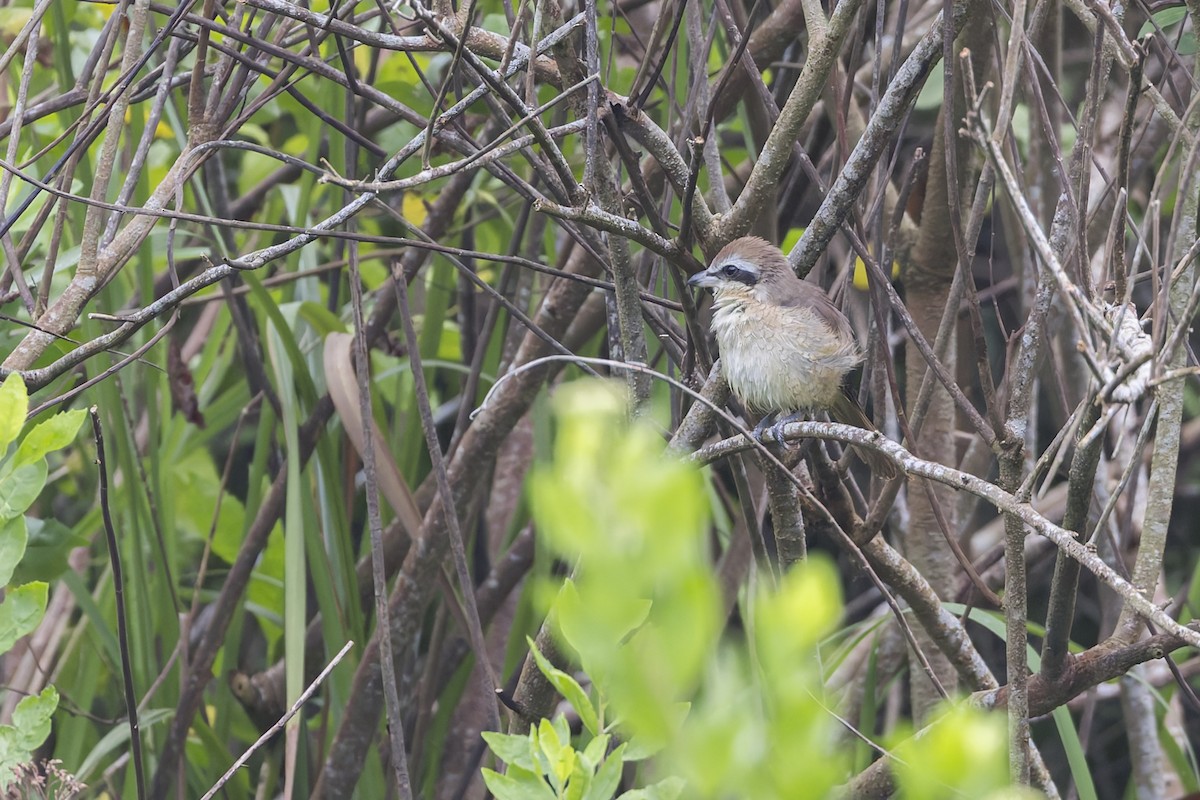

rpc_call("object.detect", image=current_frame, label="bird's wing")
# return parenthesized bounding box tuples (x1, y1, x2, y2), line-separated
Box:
(774, 279, 858, 341)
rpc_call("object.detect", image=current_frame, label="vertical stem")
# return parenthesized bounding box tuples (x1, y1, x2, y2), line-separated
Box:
(1113, 83, 1200, 644)
(1000, 454, 1030, 782)
(1120, 667, 1167, 798)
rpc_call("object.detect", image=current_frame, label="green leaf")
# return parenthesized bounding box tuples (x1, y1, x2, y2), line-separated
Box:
(1139, 7, 1187, 36)
(582, 743, 625, 800)
(616, 777, 685, 800)
(536, 717, 562, 759)
(553, 579, 651, 681)
(1053, 706, 1097, 800)
(297, 301, 348, 337)
(564, 757, 592, 800)
(581, 734, 610, 765)
(14, 408, 85, 467)
(0, 732, 22, 790)
(482, 730, 540, 772)
(0, 686, 58, 788)
(536, 718, 574, 793)
(621, 709, 682, 762)
(481, 766, 558, 800)
(0, 461, 48, 522)
(0, 374, 26, 450)
(11, 686, 57, 751)
(915, 62, 944, 110)
(74, 707, 174, 783)
(551, 714, 572, 749)
(8, 517, 87, 585)
(0, 7, 34, 37)
(755, 558, 843, 676)
(527, 637, 601, 736)
(0, 582, 48, 652)
(0, 516, 27, 587)
(0, 375, 26, 452)
(892, 703, 1008, 798)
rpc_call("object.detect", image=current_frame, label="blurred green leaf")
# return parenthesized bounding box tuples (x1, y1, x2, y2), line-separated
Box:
(74, 708, 174, 784)
(0, 375, 27, 451)
(0, 581, 47, 652)
(0, 6, 33, 36)
(530, 380, 721, 744)
(581, 734, 610, 766)
(915, 62, 944, 110)
(0, 460, 47, 522)
(755, 557, 843, 672)
(8, 517, 87, 585)
(298, 301, 349, 337)
(582, 743, 625, 800)
(616, 777, 685, 800)
(892, 703, 1008, 799)
(0, 516, 27, 587)
(1139, 7, 1187, 36)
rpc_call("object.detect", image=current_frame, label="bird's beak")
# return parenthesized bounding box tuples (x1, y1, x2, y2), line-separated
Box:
(687, 270, 718, 288)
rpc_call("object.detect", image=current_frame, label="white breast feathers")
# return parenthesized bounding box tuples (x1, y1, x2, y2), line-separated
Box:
(710, 295, 862, 414)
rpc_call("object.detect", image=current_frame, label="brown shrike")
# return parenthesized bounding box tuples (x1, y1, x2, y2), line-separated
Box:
(688, 236, 895, 478)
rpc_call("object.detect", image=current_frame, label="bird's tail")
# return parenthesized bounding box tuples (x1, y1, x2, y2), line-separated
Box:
(829, 393, 898, 479)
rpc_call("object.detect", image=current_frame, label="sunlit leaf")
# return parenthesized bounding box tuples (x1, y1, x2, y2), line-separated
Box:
(0, 375, 27, 452)
(482, 765, 557, 800)
(14, 408, 85, 467)
(482, 730, 539, 772)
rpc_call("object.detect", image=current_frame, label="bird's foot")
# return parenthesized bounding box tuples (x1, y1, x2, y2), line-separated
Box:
(768, 412, 802, 445)
(752, 412, 779, 443)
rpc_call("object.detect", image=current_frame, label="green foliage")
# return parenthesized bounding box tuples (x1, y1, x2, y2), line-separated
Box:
(0, 374, 85, 788)
(890, 703, 1007, 799)
(0, 687, 60, 783)
(529, 381, 721, 745)
(663, 559, 849, 799)
(495, 381, 1033, 799)
(1139, 9, 1198, 55)
(0, 582, 48, 653)
(512, 382, 844, 796)
(480, 716, 678, 800)
(11, 0, 1192, 790)
(526, 639, 600, 737)
(9, 518, 88, 586)
(945, 605, 1095, 799)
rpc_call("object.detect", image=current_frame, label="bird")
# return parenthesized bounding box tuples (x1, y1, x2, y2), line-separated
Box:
(687, 236, 896, 478)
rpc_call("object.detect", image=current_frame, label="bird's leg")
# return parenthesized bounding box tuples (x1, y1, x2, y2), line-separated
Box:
(768, 411, 803, 445)
(752, 411, 779, 442)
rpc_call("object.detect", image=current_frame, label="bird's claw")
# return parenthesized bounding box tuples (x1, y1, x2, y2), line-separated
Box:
(767, 412, 800, 445)
(752, 412, 799, 445)
(752, 412, 778, 442)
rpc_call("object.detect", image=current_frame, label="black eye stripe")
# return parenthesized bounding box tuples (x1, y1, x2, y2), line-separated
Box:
(716, 262, 757, 286)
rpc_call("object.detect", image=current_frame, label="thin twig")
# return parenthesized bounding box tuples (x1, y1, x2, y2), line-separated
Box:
(396, 275, 503, 727)
(199, 641, 355, 800)
(90, 407, 147, 800)
(348, 242, 413, 795)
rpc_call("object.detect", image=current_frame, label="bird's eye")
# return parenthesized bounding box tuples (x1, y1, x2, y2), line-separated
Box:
(711, 261, 757, 286)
